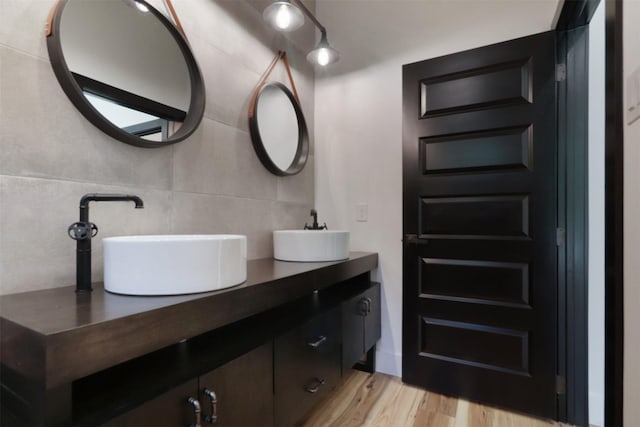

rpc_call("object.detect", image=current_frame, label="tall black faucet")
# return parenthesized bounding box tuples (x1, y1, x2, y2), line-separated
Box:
(304, 209, 327, 230)
(68, 193, 144, 292)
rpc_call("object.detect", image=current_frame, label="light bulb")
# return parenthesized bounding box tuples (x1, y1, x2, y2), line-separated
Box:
(317, 48, 330, 66)
(276, 4, 291, 29)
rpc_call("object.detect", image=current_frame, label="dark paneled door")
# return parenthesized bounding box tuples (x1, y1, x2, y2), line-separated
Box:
(402, 31, 558, 419)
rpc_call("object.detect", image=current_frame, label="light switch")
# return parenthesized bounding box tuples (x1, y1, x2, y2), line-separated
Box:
(627, 67, 640, 125)
(356, 204, 368, 222)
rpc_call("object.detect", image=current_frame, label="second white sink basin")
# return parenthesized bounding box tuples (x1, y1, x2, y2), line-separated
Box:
(273, 230, 350, 262)
(103, 234, 247, 295)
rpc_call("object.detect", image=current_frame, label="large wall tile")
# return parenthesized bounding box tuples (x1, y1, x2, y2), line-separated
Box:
(277, 154, 315, 205)
(171, 192, 274, 259)
(0, 175, 172, 294)
(190, 37, 261, 132)
(173, 118, 277, 199)
(273, 202, 313, 231)
(0, 0, 54, 61)
(0, 47, 174, 189)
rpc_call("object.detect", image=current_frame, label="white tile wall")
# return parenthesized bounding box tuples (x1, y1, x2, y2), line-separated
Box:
(0, 0, 316, 295)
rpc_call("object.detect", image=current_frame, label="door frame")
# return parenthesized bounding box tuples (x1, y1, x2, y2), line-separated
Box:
(603, 1, 623, 426)
(556, 23, 589, 425)
(555, 1, 624, 426)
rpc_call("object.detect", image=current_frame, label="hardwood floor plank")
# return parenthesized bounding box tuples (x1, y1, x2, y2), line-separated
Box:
(452, 399, 469, 427)
(301, 370, 566, 427)
(367, 378, 423, 427)
(302, 371, 369, 427)
(467, 404, 494, 427)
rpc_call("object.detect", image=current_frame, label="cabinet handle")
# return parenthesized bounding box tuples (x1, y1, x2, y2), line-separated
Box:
(304, 377, 326, 394)
(203, 388, 218, 424)
(187, 397, 202, 427)
(307, 335, 327, 348)
(358, 298, 371, 316)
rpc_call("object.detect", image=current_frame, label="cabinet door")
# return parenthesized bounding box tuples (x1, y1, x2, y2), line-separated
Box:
(342, 283, 381, 371)
(363, 284, 381, 352)
(198, 342, 273, 427)
(101, 379, 199, 427)
(274, 307, 341, 427)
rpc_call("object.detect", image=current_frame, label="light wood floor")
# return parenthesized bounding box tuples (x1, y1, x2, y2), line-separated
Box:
(301, 370, 565, 427)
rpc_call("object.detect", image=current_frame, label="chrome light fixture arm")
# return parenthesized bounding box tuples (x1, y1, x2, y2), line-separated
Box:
(290, 0, 326, 37)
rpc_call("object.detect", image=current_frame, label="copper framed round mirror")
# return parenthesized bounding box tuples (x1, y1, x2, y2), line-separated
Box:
(249, 82, 309, 176)
(46, 0, 205, 148)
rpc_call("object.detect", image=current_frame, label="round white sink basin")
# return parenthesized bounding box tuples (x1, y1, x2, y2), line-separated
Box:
(103, 234, 247, 295)
(273, 230, 350, 262)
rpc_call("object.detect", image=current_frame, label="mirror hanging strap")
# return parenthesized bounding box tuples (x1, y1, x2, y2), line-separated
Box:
(164, 0, 188, 42)
(249, 51, 301, 118)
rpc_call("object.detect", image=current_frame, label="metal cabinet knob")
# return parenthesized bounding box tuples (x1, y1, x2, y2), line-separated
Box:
(358, 297, 372, 316)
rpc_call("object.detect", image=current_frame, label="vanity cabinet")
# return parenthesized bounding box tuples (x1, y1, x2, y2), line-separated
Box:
(342, 283, 381, 372)
(99, 342, 273, 427)
(0, 253, 379, 427)
(274, 306, 342, 427)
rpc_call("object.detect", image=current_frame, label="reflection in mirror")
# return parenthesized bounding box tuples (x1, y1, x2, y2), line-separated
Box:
(47, 0, 205, 147)
(249, 82, 309, 176)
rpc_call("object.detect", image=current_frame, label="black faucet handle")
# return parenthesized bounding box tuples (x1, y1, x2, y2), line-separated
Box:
(68, 222, 98, 240)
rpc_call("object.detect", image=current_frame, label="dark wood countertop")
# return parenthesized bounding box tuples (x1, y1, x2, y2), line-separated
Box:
(0, 252, 377, 388)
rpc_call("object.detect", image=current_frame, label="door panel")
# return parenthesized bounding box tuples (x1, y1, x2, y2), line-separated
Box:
(402, 31, 557, 419)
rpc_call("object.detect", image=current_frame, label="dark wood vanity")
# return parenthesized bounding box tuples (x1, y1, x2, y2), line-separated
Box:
(0, 252, 379, 426)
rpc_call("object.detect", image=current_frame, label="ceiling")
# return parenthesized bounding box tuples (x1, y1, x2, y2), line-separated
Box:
(313, 0, 563, 73)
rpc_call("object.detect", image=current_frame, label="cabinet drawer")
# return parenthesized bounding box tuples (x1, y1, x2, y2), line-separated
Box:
(274, 307, 341, 427)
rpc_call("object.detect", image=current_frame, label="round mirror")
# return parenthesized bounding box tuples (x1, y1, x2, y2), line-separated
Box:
(46, 0, 205, 148)
(249, 82, 309, 176)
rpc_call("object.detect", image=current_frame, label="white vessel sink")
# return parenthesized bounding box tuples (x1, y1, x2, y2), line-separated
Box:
(273, 230, 350, 262)
(103, 235, 247, 295)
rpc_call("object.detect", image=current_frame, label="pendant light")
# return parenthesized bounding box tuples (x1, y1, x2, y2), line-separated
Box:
(262, 0, 305, 32)
(264, 0, 340, 67)
(307, 33, 340, 66)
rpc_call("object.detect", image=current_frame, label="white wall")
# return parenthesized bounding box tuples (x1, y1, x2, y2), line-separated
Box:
(624, 0, 640, 425)
(314, 0, 560, 376)
(588, 2, 605, 426)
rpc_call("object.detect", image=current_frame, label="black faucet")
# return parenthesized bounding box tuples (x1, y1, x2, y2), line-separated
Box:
(68, 193, 144, 292)
(304, 209, 327, 230)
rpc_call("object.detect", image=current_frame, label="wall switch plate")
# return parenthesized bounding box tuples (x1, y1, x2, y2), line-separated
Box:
(627, 67, 640, 125)
(356, 204, 368, 222)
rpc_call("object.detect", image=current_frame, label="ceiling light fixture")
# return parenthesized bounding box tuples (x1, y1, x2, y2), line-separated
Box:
(264, 0, 340, 67)
(263, 0, 305, 32)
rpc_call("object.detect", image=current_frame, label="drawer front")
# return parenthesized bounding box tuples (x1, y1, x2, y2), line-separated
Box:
(274, 307, 341, 427)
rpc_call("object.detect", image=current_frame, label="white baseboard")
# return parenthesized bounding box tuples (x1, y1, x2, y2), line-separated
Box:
(589, 391, 604, 427)
(374, 348, 402, 377)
